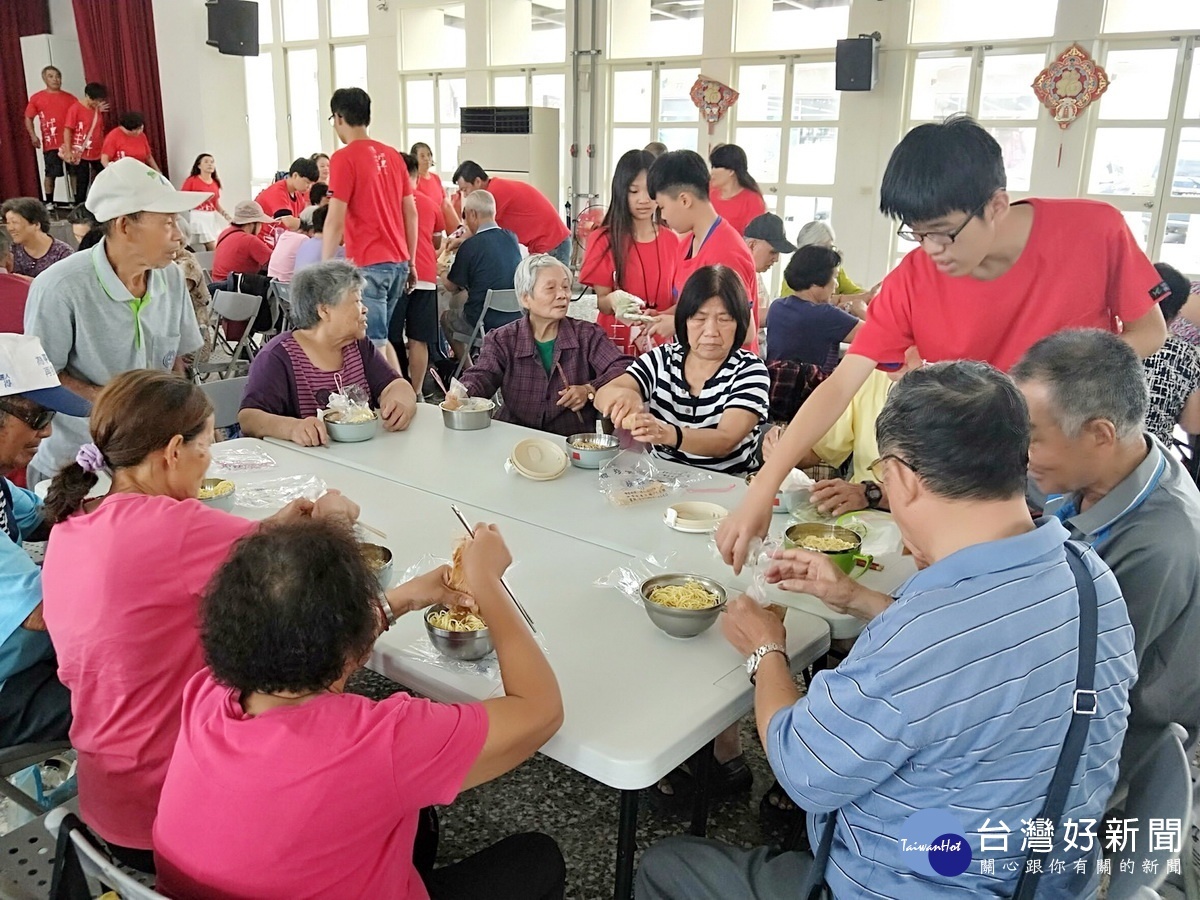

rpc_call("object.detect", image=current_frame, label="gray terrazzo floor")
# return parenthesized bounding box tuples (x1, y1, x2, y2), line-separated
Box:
(344, 667, 804, 900)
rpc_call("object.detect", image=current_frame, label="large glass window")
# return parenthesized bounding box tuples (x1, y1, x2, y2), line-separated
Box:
(286, 48, 322, 159)
(1103, 0, 1200, 34)
(328, 0, 368, 38)
(909, 0, 1057, 44)
(609, 0, 703, 60)
(733, 0, 847, 53)
(403, 75, 465, 182)
(489, 0, 565, 67)
(332, 44, 367, 92)
(245, 53, 280, 187)
(258, 0, 274, 44)
(1085, 39, 1200, 275)
(609, 64, 701, 169)
(281, 0, 318, 41)
(399, 5, 466, 71)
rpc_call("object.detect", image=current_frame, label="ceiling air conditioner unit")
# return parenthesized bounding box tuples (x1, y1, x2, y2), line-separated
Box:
(458, 106, 560, 208)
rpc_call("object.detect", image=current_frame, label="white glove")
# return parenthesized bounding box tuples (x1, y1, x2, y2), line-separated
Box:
(609, 290, 647, 322)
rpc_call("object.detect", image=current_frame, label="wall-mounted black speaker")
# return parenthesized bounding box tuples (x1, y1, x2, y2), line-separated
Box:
(206, 0, 259, 57)
(836, 36, 877, 92)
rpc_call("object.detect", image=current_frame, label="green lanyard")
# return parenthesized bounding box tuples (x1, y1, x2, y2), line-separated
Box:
(91, 250, 154, 349)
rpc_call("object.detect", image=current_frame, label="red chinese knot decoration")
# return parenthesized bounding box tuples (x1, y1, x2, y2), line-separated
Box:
(690, 76, 739, 135)
(1032, 43, 1110, 131)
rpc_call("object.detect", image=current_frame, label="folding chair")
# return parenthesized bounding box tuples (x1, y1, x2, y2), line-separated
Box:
(193, 250, 215, 283)
(0, 741, 70, 817)
(1107, 722, 1194, 900)
(45, 807, 163, 899)
(268, 279, 293, 331)
(193, 291, 262, 380)
(451, 289, 521, 378)
(198, 376, 248, 431)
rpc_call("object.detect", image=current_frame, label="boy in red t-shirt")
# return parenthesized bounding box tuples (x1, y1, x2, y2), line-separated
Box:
(388, 152, 447, 394)
(718, 114, 1171, 573)
(61, 82, 109, 205)
(23, 65, 79, 205)
(100, 112, 159, 172)
(645, 149, 761, 354)
(324, 88, 418, 349)
(451, 160, 569, 261)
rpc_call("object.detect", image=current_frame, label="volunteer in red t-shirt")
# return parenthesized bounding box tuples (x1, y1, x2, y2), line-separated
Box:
(254, 157, 318, 242)
(24, 66, 78, 205)
(645, 149, 761, 354)
(181, 153, 231, 250)
(211, 201, 274, 282)
(579, 148, 681, 355)
(411, 140, 461, 232)
(324, 88, 418, 346)
(718, 114, 1171, 574)
(100, 112, 159, 171)
(452, 160, 570, 262)
(61, 82, 109, 205)
(708, 143, 767, 237)
(388, 152, 447, 393)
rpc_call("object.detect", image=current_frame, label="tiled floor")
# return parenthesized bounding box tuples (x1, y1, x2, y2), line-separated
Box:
(345, 668, 798, 900)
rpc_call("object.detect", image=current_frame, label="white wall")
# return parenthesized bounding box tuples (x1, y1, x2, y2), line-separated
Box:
(152, 0, 253, 200)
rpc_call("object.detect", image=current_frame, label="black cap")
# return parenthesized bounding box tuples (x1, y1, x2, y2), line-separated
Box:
(744, 213, 796, 253)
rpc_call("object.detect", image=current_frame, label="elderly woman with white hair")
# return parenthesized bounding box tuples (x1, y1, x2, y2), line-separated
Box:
(239, 260, 417, 446)
(458, 254, 634, 436)
(791, 219, 876, 315)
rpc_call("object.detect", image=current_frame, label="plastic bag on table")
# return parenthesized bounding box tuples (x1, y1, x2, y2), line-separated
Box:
(597, 450, 712, 507)
(235, 474, 327, 508)
(834, 510, 903, 557)
(398, 635, 501, 683)
(209, 447, 278, 473)
(594, 551, 678, 606)
(322, 380, 376, 424)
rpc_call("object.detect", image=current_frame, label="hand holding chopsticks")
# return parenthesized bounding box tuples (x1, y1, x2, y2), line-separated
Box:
(554, 361, 586, 425)
(450, 505, 537, 633)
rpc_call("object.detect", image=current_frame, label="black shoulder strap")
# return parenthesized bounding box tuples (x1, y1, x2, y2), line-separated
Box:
(1012, 541, 1098, 899)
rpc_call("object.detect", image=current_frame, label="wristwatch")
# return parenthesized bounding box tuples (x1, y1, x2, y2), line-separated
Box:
(746, 643, 789, 684)
(863, 480, 883, 510)
(380, 594, 398, 628)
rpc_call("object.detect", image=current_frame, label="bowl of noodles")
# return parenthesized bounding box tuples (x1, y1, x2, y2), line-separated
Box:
(783, 523, 871, 575)
(441, 396, 495, 431)
(424, 605, 493, 660)
(359, 542, 394, 589)
(324, 408, 381, 442)
(638, 574, 727, 638)
(197, 478, 236, 512)
(565, 432, 621, 469)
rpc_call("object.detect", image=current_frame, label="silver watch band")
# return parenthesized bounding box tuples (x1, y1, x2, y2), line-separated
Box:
(748, 643, 788, 684)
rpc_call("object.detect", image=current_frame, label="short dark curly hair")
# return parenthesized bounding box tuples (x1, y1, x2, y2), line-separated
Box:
(201, 519, 381, 694)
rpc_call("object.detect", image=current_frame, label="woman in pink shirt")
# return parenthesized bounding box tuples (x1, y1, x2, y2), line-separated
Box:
(154, 519, 566, 899)
(40, 369, 360, 871)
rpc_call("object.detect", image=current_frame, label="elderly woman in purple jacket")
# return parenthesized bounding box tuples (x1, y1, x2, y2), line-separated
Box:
(458, 254, 633, 436)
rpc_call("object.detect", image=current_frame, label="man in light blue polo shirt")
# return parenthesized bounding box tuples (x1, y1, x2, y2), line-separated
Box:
(637, 361, 1137, 900)
(0, 335, 90, 747)
(23, 157, 210, 484)
(1015, 328, 1200, 778)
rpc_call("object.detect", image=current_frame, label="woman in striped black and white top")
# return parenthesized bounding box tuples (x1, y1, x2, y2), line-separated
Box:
(596, 265, 769, 474)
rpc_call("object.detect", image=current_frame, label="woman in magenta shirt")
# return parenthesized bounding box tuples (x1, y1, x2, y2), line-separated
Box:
(708, 144, 767, 237)
(40, 369, 360, 871)
(154, 519, 566, 899)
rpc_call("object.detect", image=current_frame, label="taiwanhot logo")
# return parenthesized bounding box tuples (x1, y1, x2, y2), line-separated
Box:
(898, 808, 972, 878)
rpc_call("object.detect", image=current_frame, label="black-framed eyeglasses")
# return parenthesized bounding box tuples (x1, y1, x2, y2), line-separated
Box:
(896, 201, 987, 246)
(0, 398, 54, 431)
(867, 454, 919, 482)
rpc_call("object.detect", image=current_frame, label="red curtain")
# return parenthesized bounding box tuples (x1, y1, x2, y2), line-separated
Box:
(71, 0, 170, 178)
(18, 0, 51, 37)
(0, 2, 42, 200)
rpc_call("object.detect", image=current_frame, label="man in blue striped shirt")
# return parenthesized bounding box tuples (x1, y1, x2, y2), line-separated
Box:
(637, 361, 1138, 900)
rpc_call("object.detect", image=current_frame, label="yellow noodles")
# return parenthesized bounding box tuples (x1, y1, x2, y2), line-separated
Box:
(571, 439, 609, 450)
(327, 407, 377, 424)
(428, 607, 487, 632)
(648, 581, 719, 610)
(799, 535, 858, 553)
(198, 480, 234, 500)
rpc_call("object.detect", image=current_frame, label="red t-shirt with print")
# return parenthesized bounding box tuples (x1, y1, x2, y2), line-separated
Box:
(101, 128, 152, 165)
(64, 101, 104, 161)
(328, 139, 413, 267)
(710, 188, 767, 237)
(486, 177, 569, 254)
(25, 90, 78, 151)
(412, 191, 447, 285)
(181, 176, 220, 213)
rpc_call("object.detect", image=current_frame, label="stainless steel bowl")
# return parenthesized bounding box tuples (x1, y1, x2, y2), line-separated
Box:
(359, 542, 394, 589)
(197, 478, 236, 512)
(424, 606, 494, 661)
(638, 574, 728, 639)
(441, 400, 494, 431)
(565, 432, 621, 469)
(324, 413, 380, 443)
